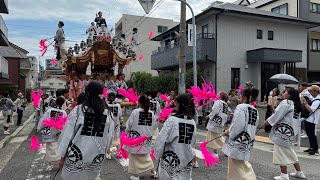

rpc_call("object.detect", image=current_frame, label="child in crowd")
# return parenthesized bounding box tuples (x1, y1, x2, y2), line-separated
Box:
(37, 97, 67, 171)
(223, 88, 260, 180)
(124, 95, 157, 180)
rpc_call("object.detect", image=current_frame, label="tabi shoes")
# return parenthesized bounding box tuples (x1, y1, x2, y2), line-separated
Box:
(105, 153, 112, 160)
(274, 173, 290, 180)
(290, 171, 306, 179)
(4, 130, 10, 135)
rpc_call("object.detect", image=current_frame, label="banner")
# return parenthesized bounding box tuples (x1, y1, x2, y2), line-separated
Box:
(188, 24, 196, 46)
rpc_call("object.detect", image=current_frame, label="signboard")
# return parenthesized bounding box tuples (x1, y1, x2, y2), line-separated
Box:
(188, 24, 196, 46)
(138, 0, 156, 14)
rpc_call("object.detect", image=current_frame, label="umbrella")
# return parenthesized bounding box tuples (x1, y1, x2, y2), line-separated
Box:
(269, 74, 298, 84)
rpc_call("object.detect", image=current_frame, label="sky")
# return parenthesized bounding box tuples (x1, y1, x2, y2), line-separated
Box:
(2, 0, 236, 67)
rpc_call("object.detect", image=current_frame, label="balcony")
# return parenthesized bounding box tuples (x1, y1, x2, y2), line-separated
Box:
(0, 0, 8, 14)
(0, 56, 8, 79)
(151, 33, 216, 70)
(0, 15, 8, 46)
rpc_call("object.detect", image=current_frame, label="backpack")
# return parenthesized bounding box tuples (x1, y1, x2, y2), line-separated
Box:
(301, 97, 320, 118)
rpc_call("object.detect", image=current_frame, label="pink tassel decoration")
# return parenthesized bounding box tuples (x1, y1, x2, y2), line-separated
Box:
(159, 93, 171, 103)
(31, 90, 42, 108)
(39, 39, 48, 57)
(236, 86, 244, 94)
(120, 132, 148, 147)
(188, 81, 218, 108)
(103, 87, 108, 99)
(43, 115, 68, 131)
(158, 108, 174, 122)
(119, 88, 139, 104)
(199, 141, 220, 168)
(150, 149, 156, 160)
(117, 143, 129, 159)
(138, 54, 144, 61)
(251, 101, 257, 107)
(30, 135, 42, 152)
(148, 31, 154, 40)
(51, 58, 57, 65)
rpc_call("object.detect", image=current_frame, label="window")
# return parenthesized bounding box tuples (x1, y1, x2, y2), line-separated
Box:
(231, 68, 240, 90)
(268, 31, 274, 40)
(310, 3, 320, 14)
(271, 3, 288, 15)
(311, 39, 320, 51)
(202, 24, 209, 38)
(158, 26, 168, 33)
(257, 29, 263, 39)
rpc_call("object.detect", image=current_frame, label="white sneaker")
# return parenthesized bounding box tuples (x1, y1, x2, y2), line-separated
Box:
(274, 173, 289, 180)
(46, 165, 53, 171)
(193, 161, 199, 168)
(130, 176, 140, 180)
(301, 132, 308, 138)
(4, 131, 10, 135)
(105, 154, 112, 160)
(290, 171, 306, 179)
(214, 153, 219, 158)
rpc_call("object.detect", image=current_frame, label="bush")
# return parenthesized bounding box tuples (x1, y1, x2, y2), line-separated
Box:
(128, 68, 201, 93)
(0, 84, 19, 100)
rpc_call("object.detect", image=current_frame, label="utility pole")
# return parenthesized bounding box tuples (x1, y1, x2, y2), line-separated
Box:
(179, 0, 186, 94)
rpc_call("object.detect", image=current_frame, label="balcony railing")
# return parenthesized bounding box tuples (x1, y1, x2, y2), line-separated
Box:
(151, 33, 216, 70)
(0, 56, 9, 79)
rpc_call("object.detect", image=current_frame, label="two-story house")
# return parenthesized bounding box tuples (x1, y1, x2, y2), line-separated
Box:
(0, 0, 9, 80)
(151, 3, 320, 101)
(249, 0, 320, 82)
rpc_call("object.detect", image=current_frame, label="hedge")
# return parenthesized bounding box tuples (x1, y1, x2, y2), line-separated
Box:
(129, 68, 201, 93)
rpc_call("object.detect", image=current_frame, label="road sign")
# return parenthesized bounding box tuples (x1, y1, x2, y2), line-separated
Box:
(138, 0, 156, 14)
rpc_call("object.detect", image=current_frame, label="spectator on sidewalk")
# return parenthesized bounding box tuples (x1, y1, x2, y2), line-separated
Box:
(299, 83, 312, 139)
(0, 91, 16, 135)
(301, 85, 320, 156)
(14, 93, 25, 126)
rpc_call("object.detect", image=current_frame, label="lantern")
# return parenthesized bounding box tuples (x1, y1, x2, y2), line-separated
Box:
(68, 47, 74, 56)
(74, 43, 80, 54)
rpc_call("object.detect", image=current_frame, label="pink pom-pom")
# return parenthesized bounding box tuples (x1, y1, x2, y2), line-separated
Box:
(120, 132, 148, 147)
(51, 58, 57, 65)
(159, 93, 171, 103)
(30, 135, 42, 152)
(199, 141, 220, 168)
(103, 87, 108, 99)
(138, 54, 144, 61)
(119, 88, 139, 104)
(117, 143, 129, 159)
(236, 86, 244, 94)
(188, 81, 217, 108)
(158, 108, 174, 122)
(150, 148, 156, 160)
(31, 90, 42, 108)
(148, 31, 154, 40)
(251, 101, 257, 107)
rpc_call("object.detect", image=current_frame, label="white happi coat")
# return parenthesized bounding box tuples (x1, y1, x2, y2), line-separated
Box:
(149, 98, 161, 118)
(154, 115, 196, 180)
(124, 108, 157, 154)
(267, 100, 296, 148)
(223, 104, 259, 161)
(206, 100, 230, 133)
(37, 107, 67, 143)
(57, 105, 113, 180)
(107, 102, 122, 138)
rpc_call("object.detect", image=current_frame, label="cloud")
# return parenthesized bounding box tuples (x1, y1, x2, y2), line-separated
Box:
(3, 0, 236, 59)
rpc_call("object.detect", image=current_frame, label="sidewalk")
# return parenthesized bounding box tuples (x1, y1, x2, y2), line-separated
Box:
(0, 104, 35, 149)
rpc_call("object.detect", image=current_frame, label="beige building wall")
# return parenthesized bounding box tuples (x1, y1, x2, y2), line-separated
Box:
(115, 14, 178, 80)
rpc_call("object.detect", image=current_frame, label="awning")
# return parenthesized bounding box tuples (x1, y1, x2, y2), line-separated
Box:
(247, 48, 302, 63)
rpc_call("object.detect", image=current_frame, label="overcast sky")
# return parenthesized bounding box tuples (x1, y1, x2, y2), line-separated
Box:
(2, 0, 237, 67)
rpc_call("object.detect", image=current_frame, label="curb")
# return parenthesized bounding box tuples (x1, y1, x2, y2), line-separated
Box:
(0, 112, 35, 149)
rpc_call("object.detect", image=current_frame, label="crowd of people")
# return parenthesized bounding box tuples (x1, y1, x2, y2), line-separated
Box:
(0, 79, 319, 180)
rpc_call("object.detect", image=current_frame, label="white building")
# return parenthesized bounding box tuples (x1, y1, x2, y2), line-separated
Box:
(151, 3, 320, 101)
(115, 14, 178, 80)
(40, 77, 66, 94)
